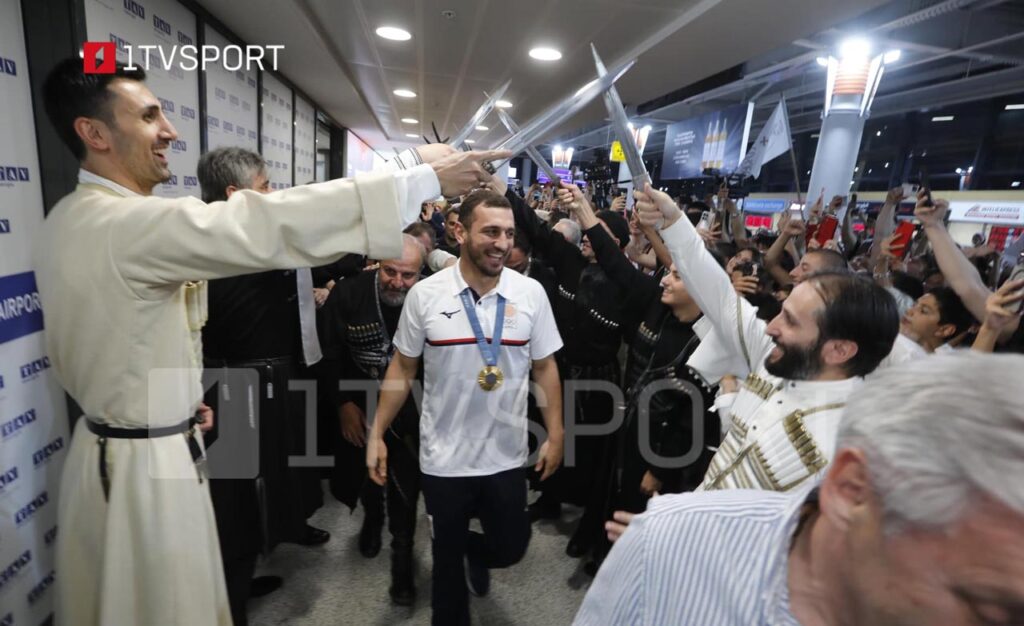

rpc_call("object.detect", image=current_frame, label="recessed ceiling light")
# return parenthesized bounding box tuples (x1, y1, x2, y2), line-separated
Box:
(496, 100, 513, 108)
(475, 125, 489, 131)
(1012, 181, 1021, 187)
(465, 139, 476, 144)
(529, 47, 562, 61)
(376, 26, 411, 41)
(932, 115, 954, 122)
(401, 117, 418, 124)
(394, 89, 417, 98)
(1006, 104, 1024, 111)
(405, 133, 420, 138)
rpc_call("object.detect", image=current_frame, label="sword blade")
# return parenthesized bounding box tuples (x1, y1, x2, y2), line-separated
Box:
(592, 44, 649, 189)
(495, 109, 561, 183)
(492, 58, 635, 162)
(448, 79, 511, 149)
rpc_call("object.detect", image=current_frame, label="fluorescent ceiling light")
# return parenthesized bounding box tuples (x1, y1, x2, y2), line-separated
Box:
(393, 89, 416, 98)
(496, 100, 513, 109)
(1012, 181, 1021, 187)
(464, 139, 476, 144)
(931, 115, 954, 122)
(376, 26, 411, 41)
(401, 117, 418, 124)
(529, 47, 562, 61)
(405, 133, 419, 138)
(1005, 104, 1024, 110)
(475, 125, 489, 131)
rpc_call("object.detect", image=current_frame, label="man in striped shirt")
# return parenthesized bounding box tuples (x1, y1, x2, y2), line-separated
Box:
(632, 185, 899, 493)
(576, 352, 1024, 625)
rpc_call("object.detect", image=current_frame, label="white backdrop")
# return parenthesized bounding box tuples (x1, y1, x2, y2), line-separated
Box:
(261, 73, 294, 190)
(204, 24, 258, 153)
(0, 0, 70, 622)
(294, 96, 316, 185)
(84, 0, 201, 198)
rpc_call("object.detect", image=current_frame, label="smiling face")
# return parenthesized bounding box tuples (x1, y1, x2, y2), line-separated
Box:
(660, 264, 694, 309)
(102, 79, 178, 193)
(457, 205, 514, 277)
(763, 282, 828, 379)
(445, 210, 461, 244)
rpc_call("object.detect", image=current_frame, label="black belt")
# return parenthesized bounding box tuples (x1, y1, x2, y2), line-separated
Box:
(86, 416, 205, 501)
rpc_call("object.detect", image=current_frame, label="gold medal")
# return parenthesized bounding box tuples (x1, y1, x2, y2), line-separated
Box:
(478, 365, 504, 391)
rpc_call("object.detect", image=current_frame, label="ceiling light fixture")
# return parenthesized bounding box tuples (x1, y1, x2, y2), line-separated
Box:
(815, 57, 829, 67)
(393, 89, 416, 98)
(496, 100, 513, 109)
(838, 37, 871, 60)
(931, 115, 954, 122)
(376, 26, 411, 41)
(529, 47, 562, 61)
(1005, 104, 1024, 111)
(401, 117, 418, 124)
(475, 125, 489, 131)
(405, 133, 420, 138)
(464, 139, 476, 144)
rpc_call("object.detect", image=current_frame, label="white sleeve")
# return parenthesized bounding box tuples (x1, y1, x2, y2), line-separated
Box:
(392, 283, 427, 358)
(384, 149, 441, 228)
(109, 169, 436, 288)
(529, 283, 563, 360)
(427, 248, 457, 273)
(659, 218, 773, 372)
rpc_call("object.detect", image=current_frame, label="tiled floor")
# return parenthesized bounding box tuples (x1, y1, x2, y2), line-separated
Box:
(249, 490, 592, 625)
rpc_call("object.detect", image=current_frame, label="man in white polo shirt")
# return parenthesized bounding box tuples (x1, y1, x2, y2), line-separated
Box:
(367, 189, 564, 626)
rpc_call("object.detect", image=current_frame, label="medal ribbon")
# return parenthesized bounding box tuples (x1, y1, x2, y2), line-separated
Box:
(459, 288, 505, 368)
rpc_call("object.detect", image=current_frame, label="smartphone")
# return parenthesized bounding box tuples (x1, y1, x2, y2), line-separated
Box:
(697, 210, 713, 231)
(900, 182, 921, 198)
(891, 220, 918, 260)
(816, 214, 839, 245)
(1008, 263, 1024, 314)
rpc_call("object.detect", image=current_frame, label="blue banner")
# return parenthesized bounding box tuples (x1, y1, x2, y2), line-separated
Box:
(660, 103, 748, 180)
(0, 272, 44, 344)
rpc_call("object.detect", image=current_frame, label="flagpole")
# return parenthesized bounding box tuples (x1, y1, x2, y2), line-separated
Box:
(789, 144, 803, 206)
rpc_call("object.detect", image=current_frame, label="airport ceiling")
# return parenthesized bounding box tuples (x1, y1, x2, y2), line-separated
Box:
(198, 0, 1024, 161)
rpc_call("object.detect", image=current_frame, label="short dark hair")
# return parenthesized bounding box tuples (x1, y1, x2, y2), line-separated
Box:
(403, 221, 436, 247)
(42, 57, 147, 160)
(513, 230, 532, 255)
(928, 286, 974, 336)
(805, 248, 848, 271)
(196, 147, 266, 203)
(891, 270, 924, 301)
(595, 209, 630, 249)
(458, 189, 511, 229)
(806, 270, 900, 377)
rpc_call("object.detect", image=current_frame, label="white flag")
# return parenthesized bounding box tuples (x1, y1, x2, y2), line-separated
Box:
(737, 98, 792, 179)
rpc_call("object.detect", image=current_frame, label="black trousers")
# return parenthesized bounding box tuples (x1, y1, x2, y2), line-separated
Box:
(420, 467, 531, 626)
(360, 428, 420, 549)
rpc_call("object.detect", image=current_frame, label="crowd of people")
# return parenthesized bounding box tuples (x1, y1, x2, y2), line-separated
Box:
(32, 57, 1024, 626)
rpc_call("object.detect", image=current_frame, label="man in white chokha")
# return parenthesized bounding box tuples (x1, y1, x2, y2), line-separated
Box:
(34, 57, 507, 626)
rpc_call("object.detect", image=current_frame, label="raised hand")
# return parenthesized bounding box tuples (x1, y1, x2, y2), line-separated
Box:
(885, 186, 905, 206)
(914, 191, 947, 229)
(634, 184, 681, 229)
(428, 149, 513, 197)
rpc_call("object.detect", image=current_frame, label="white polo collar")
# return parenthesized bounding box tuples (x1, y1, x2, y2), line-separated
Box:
(449, 259, 510, 300)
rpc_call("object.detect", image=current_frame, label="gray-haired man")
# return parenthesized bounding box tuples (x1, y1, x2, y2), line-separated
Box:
(576, 351, 1024, 625)
(197, 146, 327, 626)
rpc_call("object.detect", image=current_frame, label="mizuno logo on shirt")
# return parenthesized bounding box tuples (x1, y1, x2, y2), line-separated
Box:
(440, 309, 460, 319)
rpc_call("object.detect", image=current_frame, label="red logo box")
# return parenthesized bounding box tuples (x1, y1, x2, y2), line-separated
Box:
(83, 42, 115, 74)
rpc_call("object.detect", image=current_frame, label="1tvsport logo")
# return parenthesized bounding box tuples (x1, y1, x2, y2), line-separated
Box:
(82, 40, 284, 74)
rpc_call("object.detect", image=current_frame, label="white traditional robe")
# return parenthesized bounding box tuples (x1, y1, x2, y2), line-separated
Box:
(35, 161, 437, 626)
(659, 218, 864, 493)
